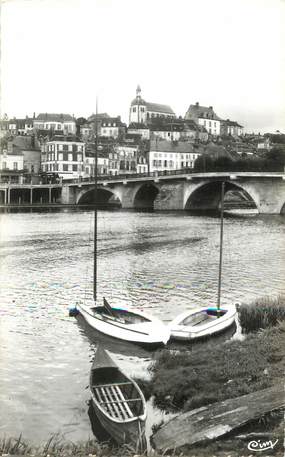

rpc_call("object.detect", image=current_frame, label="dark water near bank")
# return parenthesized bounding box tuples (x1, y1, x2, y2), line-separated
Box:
(0, 209, 284, 444)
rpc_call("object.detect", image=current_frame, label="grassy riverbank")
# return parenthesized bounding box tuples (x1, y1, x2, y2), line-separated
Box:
(149, 323, 285, 413)
(2, 297, 284, 457)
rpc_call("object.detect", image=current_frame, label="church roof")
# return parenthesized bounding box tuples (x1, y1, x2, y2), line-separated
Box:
(131, 99, 174, 115)
(146, 102, 175, 115)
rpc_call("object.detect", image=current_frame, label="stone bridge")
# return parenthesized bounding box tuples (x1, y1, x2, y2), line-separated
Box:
(61, 172, 285, 214)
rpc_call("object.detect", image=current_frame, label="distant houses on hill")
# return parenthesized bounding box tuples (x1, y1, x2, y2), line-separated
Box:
(2, 85, 280, 183)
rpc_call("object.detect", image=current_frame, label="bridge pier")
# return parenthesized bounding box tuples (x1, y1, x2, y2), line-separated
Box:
(240, 179, 285, 214)
(154, 182, 184, 210)
(61, 185, 77, 204)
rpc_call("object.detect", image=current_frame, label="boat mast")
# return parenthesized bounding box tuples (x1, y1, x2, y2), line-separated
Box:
(94, 97, 98, 302)
(217, 181, 225, 311)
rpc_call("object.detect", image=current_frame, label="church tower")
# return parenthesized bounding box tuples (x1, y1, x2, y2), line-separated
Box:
(129, 85, 147, 125)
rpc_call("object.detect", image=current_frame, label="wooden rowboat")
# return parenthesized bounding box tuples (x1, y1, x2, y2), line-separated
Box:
(89, 346, 147, 452)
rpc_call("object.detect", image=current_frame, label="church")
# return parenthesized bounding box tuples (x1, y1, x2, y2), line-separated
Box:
(129, 86, 175, 125)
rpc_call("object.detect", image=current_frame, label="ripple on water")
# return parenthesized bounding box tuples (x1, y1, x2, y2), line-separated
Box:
(0, 210, 284, 442)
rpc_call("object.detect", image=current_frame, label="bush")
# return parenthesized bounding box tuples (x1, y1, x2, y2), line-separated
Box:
(239, 295, 285, 333)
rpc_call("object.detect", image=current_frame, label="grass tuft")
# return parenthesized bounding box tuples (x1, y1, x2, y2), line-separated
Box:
(239, 295, 285, 333)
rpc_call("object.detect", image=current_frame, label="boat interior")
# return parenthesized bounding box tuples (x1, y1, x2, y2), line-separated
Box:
(182, 309, 227, 327)
(91, 367, 144, 419)
(92, 306, 151, 324)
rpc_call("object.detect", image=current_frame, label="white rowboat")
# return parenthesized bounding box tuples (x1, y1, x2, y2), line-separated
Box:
(170, 305, 237, 340)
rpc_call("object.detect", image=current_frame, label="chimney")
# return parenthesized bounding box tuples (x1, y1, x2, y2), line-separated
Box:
(33, 112, 35, 119)
(195, 102, 199, 106)
(209, 106, 213, 110)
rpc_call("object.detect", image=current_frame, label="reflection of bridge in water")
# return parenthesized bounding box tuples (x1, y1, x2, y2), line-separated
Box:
(1, 171, 285, 214)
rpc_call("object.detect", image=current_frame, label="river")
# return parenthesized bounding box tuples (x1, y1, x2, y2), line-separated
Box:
(0, 209, 284, 444)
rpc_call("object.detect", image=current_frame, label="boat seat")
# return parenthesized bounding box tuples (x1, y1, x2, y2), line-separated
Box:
(94, 384, 136, 420)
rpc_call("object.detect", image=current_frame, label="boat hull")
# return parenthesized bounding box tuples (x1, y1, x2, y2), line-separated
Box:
(78, 303, 170, 346)
(170, 306, 237, 340)
(91, 397, 146, 450)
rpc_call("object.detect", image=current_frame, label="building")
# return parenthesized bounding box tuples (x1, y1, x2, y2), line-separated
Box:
(7, 136, 41, 174)
(41, 137, 85, 179)
(84, 153, 109, 177)
(221, 119, 243, 136)
(185, 102, 221, 136)
(87, 113, 110, 133)
(149, 139, 201, 173)
(127, 123, 150, 140)
(0, 149, 24, 172)
(129, 86, 175, 125)
(150, 120, 183, 142)
(34, 113, 76, 135)
(100, 116, 126, 138)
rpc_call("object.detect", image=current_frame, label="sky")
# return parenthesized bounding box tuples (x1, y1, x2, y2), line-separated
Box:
(0, 0, 285, 133)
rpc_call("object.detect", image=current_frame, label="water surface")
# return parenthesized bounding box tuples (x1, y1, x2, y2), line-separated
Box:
(0, 209, 284, 443)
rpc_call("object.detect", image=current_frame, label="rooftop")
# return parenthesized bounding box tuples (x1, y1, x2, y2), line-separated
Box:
(35, 113, 75, 122)
(185, 102, 221, 121)
(150, 139, 195, 153)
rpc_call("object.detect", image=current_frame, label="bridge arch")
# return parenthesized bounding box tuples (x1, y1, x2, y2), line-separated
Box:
(184, 180, 257, 211)
(76, 186, 122, 207)
(133, 182, 159, 209)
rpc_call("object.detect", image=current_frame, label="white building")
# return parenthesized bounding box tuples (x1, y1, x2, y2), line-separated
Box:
(0, 149, 24, 171)
(100, 117, 126, 138)
(149, 139, 200, 173)
(129, 86, 175, 125)
(84, 154, 109, 177)
(185, 102, 221, 136)
(34, 113, 76, 135)
(41, 138, 85, 179)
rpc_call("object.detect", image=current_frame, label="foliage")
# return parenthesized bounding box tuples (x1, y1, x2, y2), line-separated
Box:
(194, 148, 285, 172)
(148, 322, 285, 412)
(239, 295, 285, 333)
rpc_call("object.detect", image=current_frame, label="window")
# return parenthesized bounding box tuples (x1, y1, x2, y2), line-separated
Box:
(63, 164, 68, 171)
(214, 122, 216, 127)
(2, 161, 7, 169)
(132, 107, 136, 112)
(164, 160, 167, 167)
(140, 107, 144, 112)
(72, 164, 78, 171)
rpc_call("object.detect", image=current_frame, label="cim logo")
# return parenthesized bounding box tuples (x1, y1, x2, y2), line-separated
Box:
(248, 439, 279, 452)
